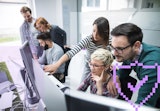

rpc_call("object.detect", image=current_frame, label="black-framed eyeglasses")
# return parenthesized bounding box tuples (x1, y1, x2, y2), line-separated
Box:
(110, 44, 131, 54)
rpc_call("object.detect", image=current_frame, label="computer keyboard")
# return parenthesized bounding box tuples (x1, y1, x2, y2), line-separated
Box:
(45, 72, 50, 75)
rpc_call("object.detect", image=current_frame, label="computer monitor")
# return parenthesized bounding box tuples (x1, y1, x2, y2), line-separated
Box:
(19, 41, 40, 104)
(32, 59, 67, 111)
(20, 41, 35, 80)
(64, 89, 159, 111)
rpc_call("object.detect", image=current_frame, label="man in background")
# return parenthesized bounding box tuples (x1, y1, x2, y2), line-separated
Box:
(20, 6, 40, 59)
(37, 32, 65, 83)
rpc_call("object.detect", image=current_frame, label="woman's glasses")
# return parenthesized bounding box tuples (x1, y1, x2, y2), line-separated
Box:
(88, 62, 105, 68)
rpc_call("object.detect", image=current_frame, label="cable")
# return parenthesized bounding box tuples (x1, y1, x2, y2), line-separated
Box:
(9, 85, 26, 111)
(5, 67, 39, 110)
(10, 68, 40, 110)
(22, 69, 39, 110)
(9, 69, 28, 111)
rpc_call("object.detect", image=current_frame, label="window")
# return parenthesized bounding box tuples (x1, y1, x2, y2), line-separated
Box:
(87, 0, 94, 7)
(85, 0, 100, 7)
(0, 1, 27, 45)
(142, 0, 160, 8)
(82, 0, 103, 12)
(0, 0, 26, 3)
(95, 0, 100, 7)
(108, 0, 135, 10)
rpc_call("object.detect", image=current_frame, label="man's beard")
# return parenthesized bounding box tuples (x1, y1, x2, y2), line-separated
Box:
(44, 44, 49, 50)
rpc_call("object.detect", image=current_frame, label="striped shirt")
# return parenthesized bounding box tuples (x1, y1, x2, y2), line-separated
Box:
(66, 35, 110, 60)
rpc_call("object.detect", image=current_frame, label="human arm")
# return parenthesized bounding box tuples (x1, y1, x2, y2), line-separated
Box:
(20, 23, 38, 59)
(107, 75, 121, 96)
(107, 61, 132, 96)
(135, 60, 160, 106)
(44, 36, 91, 73)
(38, 51, 47, 65)
(43, 53, 69, 74)
(77, 74, 91, 91)
(20, 24, 28, 44)
(91, 70, 106, 95)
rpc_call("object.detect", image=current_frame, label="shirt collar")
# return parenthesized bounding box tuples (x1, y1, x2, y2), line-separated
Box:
(132, 44, 142, 61)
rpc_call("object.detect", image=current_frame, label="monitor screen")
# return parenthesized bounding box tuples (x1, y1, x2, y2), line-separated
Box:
(19, 41, 40, 104)
(64, 90, 159, 111)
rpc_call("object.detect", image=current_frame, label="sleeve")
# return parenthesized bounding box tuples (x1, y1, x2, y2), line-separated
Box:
(66, 36, 91, 59)
(20, 24, 27, 44)
(135, 60, 160, 106)
(20, 23, 38, 55)
(102, 83, 111, 97)
(51, 50, 64, 64)
(38, 51, 47, 65)
(56, 26, 66, 46)
(77, 74, 91, 91)
(102, 91, 112, 97)
(50, 25, 66, 47)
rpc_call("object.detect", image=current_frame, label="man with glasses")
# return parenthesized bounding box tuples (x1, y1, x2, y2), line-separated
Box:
(20, 6, 40, 59)
(108, 23, 160, 107)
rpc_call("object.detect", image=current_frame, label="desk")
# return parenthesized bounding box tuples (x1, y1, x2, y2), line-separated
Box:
(0, 45, 25, 110)
(0, 45, 66, 111)
(1, 45, 159, 111)
(0, 45, 25, 99)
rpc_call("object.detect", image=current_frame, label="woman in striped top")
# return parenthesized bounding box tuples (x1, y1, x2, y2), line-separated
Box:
(44, 17, 110, 81)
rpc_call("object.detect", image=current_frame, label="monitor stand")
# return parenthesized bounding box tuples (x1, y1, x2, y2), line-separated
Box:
(20, 68, 40, 105)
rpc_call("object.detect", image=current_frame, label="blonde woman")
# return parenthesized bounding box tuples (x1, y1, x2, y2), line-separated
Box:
(78, 48, 115, 97)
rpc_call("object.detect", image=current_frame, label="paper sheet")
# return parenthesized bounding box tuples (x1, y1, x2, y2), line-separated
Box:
(0, 91, 13, 109)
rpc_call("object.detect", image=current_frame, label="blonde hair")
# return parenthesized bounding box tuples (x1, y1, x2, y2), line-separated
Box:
(91, 48, 113, 66)
(34, 17, 51, 30)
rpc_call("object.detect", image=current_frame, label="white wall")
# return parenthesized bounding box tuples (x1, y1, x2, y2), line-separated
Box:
(129, 10, 160, 47)
(31, 0, 63, 27)
(30, 0, 79, 46)
(62, 0, 79, 46)
(29, 0, 160, 47)
(80, 9, 160, 47)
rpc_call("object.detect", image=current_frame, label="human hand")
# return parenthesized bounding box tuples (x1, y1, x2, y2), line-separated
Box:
(33, 54, 38, 60)
(107, 75, 120, 96)
(43, 64, 58, 74)
(92, 69, 106, 82)
(91, 74, 102, 87)
(92, 70, 108, 95)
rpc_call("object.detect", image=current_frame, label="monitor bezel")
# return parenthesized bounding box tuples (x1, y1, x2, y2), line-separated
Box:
(19, 41, 40, 104)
